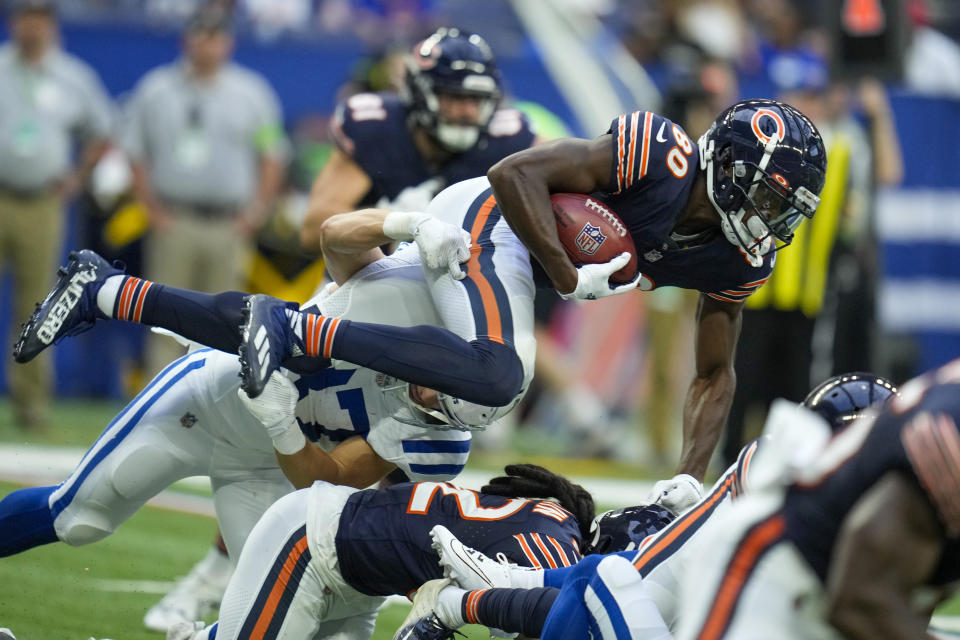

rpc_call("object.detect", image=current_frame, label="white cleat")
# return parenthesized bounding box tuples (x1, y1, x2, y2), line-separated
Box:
(430, 524, 514, 590)
(166, 620, 208, 640)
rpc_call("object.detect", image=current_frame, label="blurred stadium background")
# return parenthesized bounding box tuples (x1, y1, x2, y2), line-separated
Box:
(2, 0, 960, 636)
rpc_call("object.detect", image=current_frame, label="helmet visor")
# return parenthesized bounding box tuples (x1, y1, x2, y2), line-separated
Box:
(743, 174, 811, 243)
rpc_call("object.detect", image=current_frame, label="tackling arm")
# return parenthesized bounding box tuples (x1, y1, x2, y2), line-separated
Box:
(487, 136, 613, 294)
(276, 436, 396, 490)
(678, 294, 742, 480)
(826, 472, 943, 639)
(318, 208, 391, 284)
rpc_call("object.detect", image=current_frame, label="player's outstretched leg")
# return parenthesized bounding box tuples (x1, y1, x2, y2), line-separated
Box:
(13, 249, 123, 363)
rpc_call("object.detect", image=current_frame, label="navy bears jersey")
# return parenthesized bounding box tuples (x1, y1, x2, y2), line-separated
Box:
(594, 111, 774, 302)
(331, 92, 536, 203)
(335, 481, 582, 597)
(783, 360, 960, 586)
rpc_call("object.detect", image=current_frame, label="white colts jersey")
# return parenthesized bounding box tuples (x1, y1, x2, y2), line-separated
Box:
(291, 244, 471, 480)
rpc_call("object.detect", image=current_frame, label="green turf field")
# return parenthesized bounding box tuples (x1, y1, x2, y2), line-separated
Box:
(0, 479, 497, 640)
(3, 399, 959, 638)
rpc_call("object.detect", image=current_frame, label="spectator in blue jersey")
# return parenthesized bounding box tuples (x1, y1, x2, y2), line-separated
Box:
(299, 26, 538, 253)
(163, 463, 598, 640)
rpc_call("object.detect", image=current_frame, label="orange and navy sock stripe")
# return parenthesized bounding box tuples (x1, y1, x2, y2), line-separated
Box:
(462, 588, 489, 624)
(237, 524, 312, 640)
(694, 514, 785, 640)
(301, 313, 342, 359)
(459, 189, 514, 347)
(114, 276, 154, 323)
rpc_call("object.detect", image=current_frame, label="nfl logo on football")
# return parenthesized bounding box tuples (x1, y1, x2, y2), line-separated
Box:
(576, 223, 606, 255)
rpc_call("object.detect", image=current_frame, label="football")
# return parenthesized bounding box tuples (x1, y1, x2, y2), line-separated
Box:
(551, 193, 638, 284)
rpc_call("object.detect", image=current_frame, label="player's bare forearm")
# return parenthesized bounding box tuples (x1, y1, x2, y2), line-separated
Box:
(826, 474, 941, 639)
(679, 366, 735, 480)
(319, 208, 388, 284)
(275, 436, 396, 490)
(488, 137, 613, 294)
(301, 148, 373, 251)
(677, 295, 741, 479)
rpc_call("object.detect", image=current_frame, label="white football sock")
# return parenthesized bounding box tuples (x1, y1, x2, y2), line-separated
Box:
(96, 275, 125, 317)
(436, 584, 469, 629)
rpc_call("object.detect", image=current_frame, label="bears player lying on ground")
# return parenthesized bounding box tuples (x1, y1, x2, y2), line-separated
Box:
(395, 374, 897, 640)
(164, 464, 598, 640)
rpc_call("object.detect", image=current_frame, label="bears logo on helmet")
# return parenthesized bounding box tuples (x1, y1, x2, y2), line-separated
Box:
(699, 99, 827, 266)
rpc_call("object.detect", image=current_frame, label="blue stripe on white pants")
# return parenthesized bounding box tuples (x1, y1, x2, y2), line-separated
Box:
(49, 350, 209, 519)
(583, 556, 670, 640)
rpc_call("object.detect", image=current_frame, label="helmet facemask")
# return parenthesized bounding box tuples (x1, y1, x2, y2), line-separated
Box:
(700, 127, 822, 266)
(404, 29, 502, 153)
(378, 375, 508, 432)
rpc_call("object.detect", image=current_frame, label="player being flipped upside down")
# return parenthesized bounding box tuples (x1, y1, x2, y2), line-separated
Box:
(0, 196, 529, 598)
(8, 98, 824, 580)
(236, 97, 828, 486)
(392, 373, 898, 640)
(18, 99, 825, 489)
(162, 456, 678, 640)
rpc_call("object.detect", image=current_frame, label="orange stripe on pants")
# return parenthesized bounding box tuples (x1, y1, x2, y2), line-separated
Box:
(465, 195, 504, 344)
(249, 535, 310, 640)
(696, 515, 785, 640)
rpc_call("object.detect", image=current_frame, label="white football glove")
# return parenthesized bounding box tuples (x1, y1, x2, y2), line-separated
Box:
(237, 372, 305, 455)
(383, 210, 471, 280)
(559, 252, 641, 301)
(646, 473, 703, 516)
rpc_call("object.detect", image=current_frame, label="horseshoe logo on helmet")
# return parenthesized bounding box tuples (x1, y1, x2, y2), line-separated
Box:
(750, 109, 786, 145)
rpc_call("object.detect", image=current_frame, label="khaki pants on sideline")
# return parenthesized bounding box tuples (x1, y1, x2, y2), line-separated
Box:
(144, 205, 252, 378)
(0, 188, 64, 427)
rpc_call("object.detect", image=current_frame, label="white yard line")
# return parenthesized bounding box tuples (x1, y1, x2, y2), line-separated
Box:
(0, 444, 654, 513)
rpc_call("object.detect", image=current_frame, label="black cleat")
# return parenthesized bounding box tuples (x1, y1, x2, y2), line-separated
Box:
(13, 250, 122, 363)
(238, 294, 298, 398)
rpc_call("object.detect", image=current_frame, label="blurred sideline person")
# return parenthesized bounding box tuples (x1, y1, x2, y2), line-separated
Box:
(0, 0, 112, 429)
(678, 363, 958, 640)
(299, 26, 537, 253)
(120, 6, 288, 379)
(163, 462, 593, 640)
(395, 373, 897, 640)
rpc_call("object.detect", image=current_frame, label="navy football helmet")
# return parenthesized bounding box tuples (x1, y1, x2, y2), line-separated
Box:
(803, 372, 898, 433)
(585, 504, 675, 555)
(699, 99, 827, 265)
(404, 27, 502, 153)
